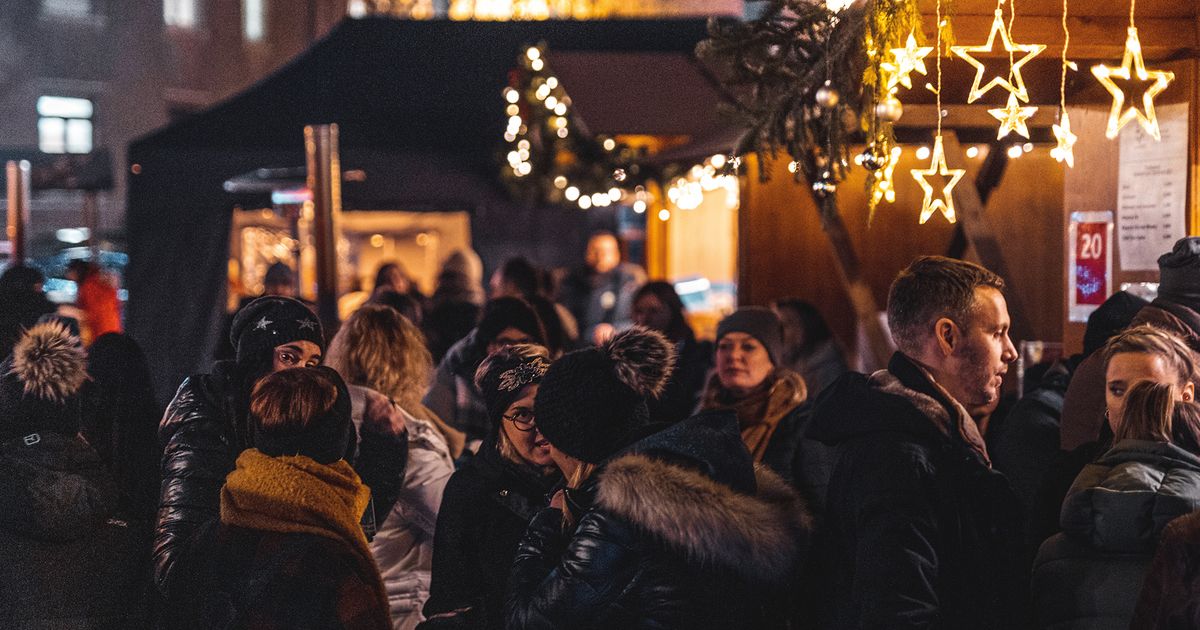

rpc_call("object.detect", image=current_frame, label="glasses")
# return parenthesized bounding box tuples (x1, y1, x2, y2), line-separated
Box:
(503, 408, 536, 432)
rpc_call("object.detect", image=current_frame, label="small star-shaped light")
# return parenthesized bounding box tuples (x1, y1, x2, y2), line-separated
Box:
(950, 9, 1046, 103)
(254, 317, 273, 331)
(1051, 111, 1078, 167)
(1091, 27, 1175, 140)
(988, 92, 1038, 140)
(911, 136, 966, 225)
(298, 318, 319, 331)
(881, 32, 933, 91)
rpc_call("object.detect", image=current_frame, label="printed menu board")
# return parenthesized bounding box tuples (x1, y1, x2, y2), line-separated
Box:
(1117, 102, 1189, 271)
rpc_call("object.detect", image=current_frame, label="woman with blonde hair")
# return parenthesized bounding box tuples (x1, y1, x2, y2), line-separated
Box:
(421, 344, 561, 629)
(326, 304, 462, 630)
(1032, 326, 1200, 630)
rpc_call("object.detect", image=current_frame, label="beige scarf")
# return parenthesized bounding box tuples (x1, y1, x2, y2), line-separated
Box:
(701, 369, 808, 463)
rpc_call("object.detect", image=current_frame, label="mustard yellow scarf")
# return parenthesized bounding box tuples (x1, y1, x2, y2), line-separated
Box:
(221, 449, 389, 618)
(701, 369, 808, 464)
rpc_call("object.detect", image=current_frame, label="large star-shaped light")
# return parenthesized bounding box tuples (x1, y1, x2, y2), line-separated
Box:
(1091, 27, 1175, 141)
(881, 32, 933, 91)
(988, 92, 1038, 139)
(950, 9, 1046, 103)
(911, 136, 966, 225)
(1051, 111, 1078, 167)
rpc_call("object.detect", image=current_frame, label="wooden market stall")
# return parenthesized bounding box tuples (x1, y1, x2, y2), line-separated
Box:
(728, 0, 1200, 370)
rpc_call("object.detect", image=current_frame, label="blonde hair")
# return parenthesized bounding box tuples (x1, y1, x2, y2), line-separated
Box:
(325, 304, 432, 410)
(1104, 325, 1197, 387)
(1116, 380, 1176, 443)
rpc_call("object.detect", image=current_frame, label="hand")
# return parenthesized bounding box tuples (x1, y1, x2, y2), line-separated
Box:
(549, 489, 566, 511)
(364, 389, 406, 437)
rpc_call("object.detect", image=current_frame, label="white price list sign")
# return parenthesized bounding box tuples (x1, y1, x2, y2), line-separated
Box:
(1116, 102, 1189, 271)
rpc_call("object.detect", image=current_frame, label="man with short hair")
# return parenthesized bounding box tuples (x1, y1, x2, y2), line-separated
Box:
(809, 256, 1024, 629)
(560, 231, 645, 345)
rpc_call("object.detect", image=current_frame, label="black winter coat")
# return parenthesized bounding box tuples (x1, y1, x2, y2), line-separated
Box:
(420, 441, 560, 630)
(505, 412, 812, 630)
(808, 353, 1026, 630)
(155, 361, 407, 597)
(0, 432, 152, 627)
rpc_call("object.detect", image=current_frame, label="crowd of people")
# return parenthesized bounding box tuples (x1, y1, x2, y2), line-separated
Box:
(8, 232, 1200, 629)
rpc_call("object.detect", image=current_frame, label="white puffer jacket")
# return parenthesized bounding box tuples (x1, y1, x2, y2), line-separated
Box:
(348, 385, 455, 630)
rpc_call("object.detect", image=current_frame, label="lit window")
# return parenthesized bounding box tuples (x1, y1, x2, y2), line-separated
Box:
(164, 0, 197, 28)
(243, 0, 265, 42)
(38, 96, 94, 154)
(42, 0, 91, 18)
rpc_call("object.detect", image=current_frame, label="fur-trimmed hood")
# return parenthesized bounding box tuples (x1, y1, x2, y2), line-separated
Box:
(596, 452, 811, 583)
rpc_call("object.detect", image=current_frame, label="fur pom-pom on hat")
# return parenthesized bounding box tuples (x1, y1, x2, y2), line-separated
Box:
(535, 327, 678, 464)
(0, 321, 88, 441)
(10, 320, 88, 403)
(603, 327, 675, 399)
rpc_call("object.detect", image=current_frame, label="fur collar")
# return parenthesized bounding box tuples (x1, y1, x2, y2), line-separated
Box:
(596, 454, 810, 583)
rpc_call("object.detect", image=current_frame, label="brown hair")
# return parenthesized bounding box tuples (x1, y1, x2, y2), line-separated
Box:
(1116, 380, 1175, 443)
(1103, 325, 1197, 387)
(250, 368, 338, 436)
(325, 303, 433, 410)
(887, 256, 1004, 355)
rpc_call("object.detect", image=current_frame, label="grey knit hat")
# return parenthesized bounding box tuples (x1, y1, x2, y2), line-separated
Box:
(716, 307, 785, 365)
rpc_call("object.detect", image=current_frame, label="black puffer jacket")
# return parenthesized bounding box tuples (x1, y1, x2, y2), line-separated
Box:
(505, 412, 812, 630)
(808, 353, 1026, 630)
(155, 361, 407, 597)
(421, 440, 560, 630)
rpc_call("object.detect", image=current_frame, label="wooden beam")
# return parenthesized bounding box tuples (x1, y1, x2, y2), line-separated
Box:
(919, 16, 1198, 60)
(946, 144, 1010, 259)
(896, 105, 1061, 128)
(816, 193, 894, 369)
(941, 132, 1035, 340)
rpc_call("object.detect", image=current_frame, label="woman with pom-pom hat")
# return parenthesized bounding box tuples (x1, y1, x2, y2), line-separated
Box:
(505, 327, 813, 630)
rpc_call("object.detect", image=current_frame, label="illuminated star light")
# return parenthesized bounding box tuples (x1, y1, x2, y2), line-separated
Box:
(1091, 27, 1175, 141)
(1051, 111, 1078, 167)
(881, 32, 933, 91)
(911, 136, 966, 224)
(950, 9, 1046, 103)
(988, 92, 1038, 140)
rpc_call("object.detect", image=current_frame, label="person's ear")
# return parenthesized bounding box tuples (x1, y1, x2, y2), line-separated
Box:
(1183, 381, 1195, 402)
(934, 317, 959, 357)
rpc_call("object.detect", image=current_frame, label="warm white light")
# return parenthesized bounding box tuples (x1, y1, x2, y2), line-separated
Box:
(916, 146, 931, 160)
(966, 146, 980, 159)
(564, 186, 580, 201)
(556, 128, 568, 138)
(554, 176, 568, 189)
(526, 47, 540, 61)
(608, 187, 621, 201)
(633, 200, 647, 213)
(710, 154, 726, 169)
(1022, 142, 1034, 153)
(658, 209, 671, 221)
(579, 196, 592, 209)
(505, 89, 520, 104)
(546, 77, 558, 89)
(531, 59, 544, 71)
(553, 103, 567, 116)
(544, 96, 558, 109)
(1007, 145, 1024, 158)
(603, 138, 616, 151)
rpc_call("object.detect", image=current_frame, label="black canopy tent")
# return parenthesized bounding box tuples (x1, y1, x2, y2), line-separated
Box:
(126, 16, 719, 401)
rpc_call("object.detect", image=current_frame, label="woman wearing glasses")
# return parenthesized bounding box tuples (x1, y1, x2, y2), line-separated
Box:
(420, 345, 561, 630)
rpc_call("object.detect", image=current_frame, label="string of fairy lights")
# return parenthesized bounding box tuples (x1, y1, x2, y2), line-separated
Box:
(504, 1, 1179, 225)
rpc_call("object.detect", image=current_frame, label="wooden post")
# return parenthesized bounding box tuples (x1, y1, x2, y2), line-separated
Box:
(304, 124, 341, 332)
(6, 160, 30, 264)
(941, 132, 1033, 339)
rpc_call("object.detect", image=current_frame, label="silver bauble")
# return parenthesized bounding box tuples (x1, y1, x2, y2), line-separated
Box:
(815, 81, 840, 109)
(874, 96, 904, 122)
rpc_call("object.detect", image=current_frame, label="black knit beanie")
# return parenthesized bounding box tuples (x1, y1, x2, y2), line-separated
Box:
(476, 297, 547, 349)
(0, 321, 89, 442)
(1158, 237, 1200, 308)
(535, 327, 675, 464)
(230, 297, 325, 367)
(252, 366, 353, 465)
(1083, 291, 1149, 357)
(717, 307, 785, 366)
(476, 345, 551, 434)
